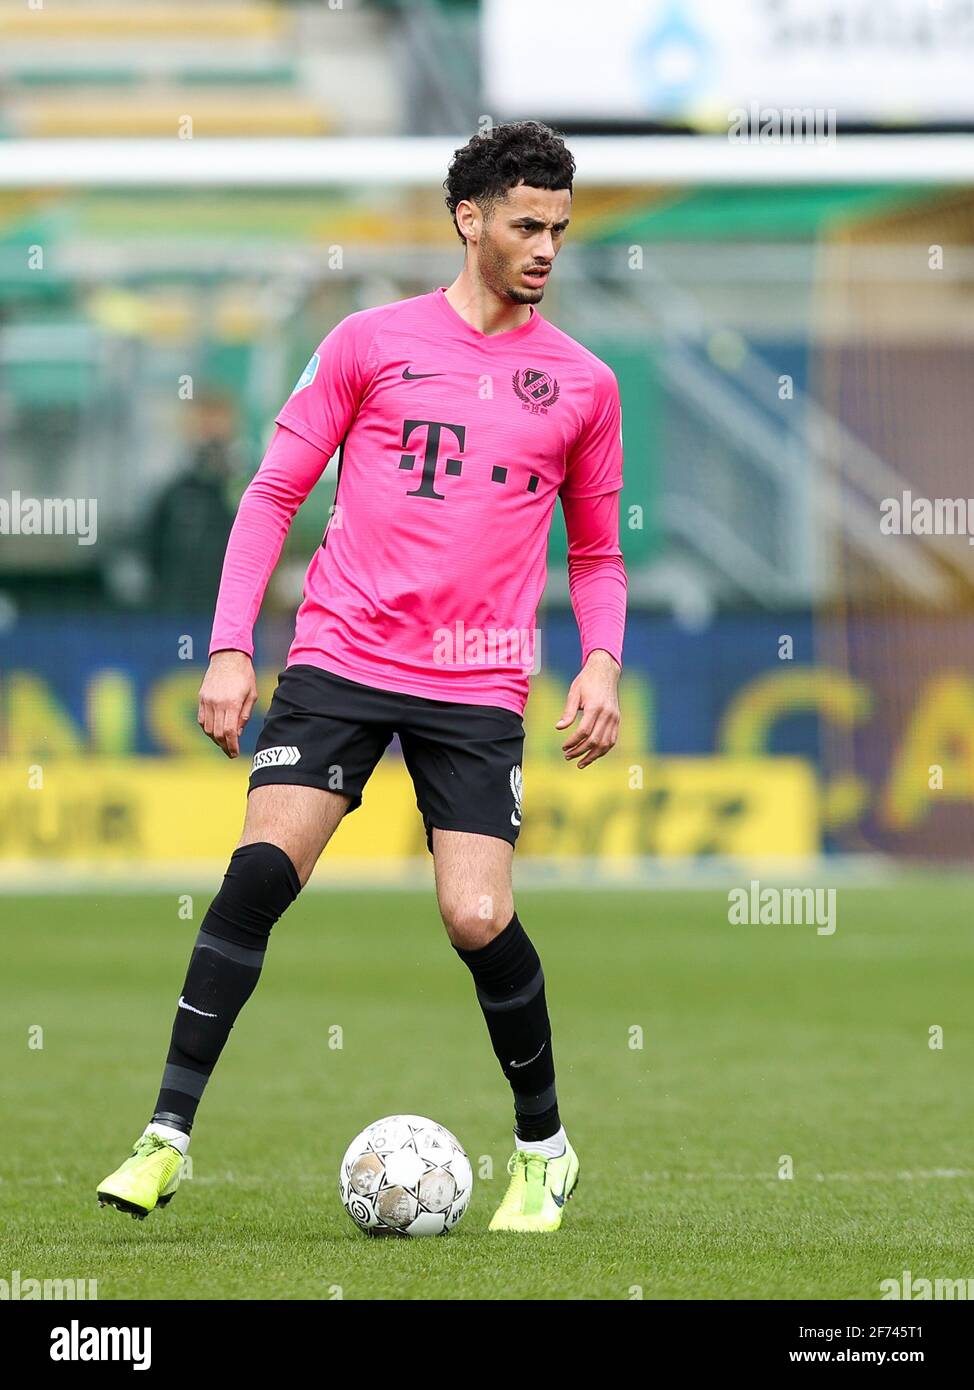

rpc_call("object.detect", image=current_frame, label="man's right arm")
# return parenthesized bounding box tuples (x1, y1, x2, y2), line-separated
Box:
(199, 424, 330, 757)
(199, 310, 379, 757)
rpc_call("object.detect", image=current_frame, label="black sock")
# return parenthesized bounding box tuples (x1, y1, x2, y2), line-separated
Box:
(454, 913, 560, 1144)
(152, 842, 300, 1134)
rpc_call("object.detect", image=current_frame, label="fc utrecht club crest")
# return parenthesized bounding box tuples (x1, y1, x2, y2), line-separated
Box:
(512, 367, 560, 414)
(510, 764, 523, 828)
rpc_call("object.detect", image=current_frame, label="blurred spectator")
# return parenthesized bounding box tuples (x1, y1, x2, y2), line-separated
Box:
(144, 392, 240, 612)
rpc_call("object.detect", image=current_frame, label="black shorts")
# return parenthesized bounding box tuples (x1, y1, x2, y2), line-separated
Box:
(248, 665, 524, 853)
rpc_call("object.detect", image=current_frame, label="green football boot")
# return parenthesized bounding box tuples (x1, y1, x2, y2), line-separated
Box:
(97, 1132, 184, 1220)
(488, 1140, 579, 1232)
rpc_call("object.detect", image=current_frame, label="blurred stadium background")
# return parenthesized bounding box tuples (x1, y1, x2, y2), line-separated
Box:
(2, 0, 974, 886)
(5, 0, 974, 1303)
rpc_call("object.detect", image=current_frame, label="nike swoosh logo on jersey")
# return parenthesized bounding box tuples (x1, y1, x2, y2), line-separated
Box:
(402, 368, 444, 379)
(178, 996, 218, 1018)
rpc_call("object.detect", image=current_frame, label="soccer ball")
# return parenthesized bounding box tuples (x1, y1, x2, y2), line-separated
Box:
(338, 1114, 473, 1237)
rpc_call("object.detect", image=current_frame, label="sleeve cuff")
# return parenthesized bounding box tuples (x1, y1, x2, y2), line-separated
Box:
(208, 636, 255, 658)
(582, 645, 623, 670)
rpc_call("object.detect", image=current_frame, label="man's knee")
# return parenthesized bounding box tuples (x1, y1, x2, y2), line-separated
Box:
(237, 828, 317, 889)
(207, 841, 302, 945)
(438, 893, 514, 950)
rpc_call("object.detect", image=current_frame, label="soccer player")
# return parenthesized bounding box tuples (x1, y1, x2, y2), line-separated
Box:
(97, 121, 627, 1233)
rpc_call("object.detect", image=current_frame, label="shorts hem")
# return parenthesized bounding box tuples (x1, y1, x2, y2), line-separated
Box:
(248, 769, 362, 811)
(424, 817, 519, 852)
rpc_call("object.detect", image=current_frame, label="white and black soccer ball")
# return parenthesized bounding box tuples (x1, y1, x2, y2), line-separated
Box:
(338, 1114, 473, 1237)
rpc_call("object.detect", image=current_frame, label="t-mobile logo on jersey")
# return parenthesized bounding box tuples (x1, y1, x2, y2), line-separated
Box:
(398, 419, 466, 500)
(397, 419, 540, 500)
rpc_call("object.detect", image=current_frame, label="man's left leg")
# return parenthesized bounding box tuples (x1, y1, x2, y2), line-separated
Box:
(432, 830, 579, 1231)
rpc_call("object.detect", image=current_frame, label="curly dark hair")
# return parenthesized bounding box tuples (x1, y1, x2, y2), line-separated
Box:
(443, 120, 575, 243)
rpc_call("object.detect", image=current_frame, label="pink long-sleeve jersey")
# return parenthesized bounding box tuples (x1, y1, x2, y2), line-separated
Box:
(209, 287, 627, 715)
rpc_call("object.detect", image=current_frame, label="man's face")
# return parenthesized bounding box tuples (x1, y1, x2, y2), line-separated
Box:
(472, 183, 571, 305)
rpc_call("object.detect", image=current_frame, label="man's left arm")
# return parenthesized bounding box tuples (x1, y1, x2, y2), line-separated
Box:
(556, 366, 628, 769)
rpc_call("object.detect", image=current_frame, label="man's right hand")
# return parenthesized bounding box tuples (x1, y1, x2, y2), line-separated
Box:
(198, 650, 259, 759)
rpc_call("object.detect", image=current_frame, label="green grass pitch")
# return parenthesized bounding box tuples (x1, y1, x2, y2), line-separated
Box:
(2, 881, 972, 1300)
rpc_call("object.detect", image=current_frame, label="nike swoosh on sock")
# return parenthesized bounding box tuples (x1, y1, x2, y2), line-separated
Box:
(508, 1040, 548, 1069)
(178, 996, 218, 1018)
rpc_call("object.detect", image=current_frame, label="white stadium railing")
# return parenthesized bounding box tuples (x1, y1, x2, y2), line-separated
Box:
(2, 134, 974, 187)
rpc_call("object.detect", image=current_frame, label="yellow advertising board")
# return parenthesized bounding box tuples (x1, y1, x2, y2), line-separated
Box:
(0, 755, 817, 870)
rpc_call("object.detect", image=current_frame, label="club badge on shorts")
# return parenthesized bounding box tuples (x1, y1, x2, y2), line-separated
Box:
(510, 763, 523, 827)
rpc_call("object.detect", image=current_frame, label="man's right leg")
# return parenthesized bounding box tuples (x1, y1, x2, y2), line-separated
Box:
(152, 784, 348, 1133)
(97, 785, 347, 1218)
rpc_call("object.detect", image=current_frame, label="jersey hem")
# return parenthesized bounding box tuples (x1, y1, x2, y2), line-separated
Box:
(285, 649, 528, 716)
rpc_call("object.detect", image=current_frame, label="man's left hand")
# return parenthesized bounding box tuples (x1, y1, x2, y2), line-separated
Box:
(556, 650, 621, 769)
